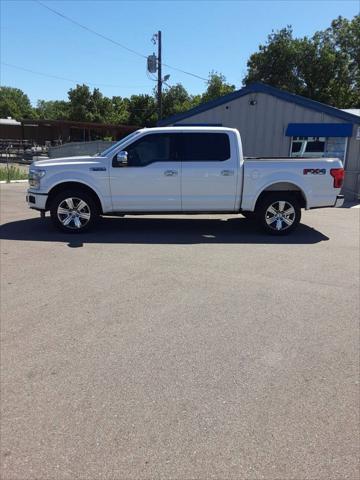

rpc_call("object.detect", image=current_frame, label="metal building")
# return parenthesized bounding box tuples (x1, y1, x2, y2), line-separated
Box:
(158, 83, 360, 201)
(0, 118, 137, 145)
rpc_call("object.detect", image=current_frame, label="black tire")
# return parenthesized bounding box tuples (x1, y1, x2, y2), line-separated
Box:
(50, 189, 99, 233)
(255, 192, 301, 235)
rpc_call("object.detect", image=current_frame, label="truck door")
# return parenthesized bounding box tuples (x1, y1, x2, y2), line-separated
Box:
(109, 133, 181, 211)
(178, 132, 237, 211)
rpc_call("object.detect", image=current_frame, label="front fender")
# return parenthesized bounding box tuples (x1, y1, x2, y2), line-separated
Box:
(44, 171, 110, 212)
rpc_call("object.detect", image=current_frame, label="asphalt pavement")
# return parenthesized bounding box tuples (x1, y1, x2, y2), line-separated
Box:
(1, 183, 359, 479)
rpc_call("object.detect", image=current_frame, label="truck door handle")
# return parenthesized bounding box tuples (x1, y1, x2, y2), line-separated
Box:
(164, 170, 178, 176)
(221, 170, 234, 176)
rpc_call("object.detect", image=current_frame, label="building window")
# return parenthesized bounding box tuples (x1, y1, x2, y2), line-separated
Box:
(290, 136, 347, 162)
(290, 137, 326, 157)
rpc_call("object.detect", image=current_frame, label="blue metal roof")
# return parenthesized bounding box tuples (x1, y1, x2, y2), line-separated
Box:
(158, 83, 360, 127)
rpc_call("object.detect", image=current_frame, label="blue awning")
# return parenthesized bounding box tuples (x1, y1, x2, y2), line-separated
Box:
(286, 123, 353, 137)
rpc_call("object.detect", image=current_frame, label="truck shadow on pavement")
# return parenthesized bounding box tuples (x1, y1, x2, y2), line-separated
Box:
(0, 216, 329, 245)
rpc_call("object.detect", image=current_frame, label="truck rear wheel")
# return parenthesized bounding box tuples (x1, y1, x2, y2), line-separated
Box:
(50, 189, 99, 233)
(256, 193, 301, 235)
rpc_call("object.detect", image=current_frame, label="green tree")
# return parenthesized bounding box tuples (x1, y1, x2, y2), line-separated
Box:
(125, 94, 157, 126)
(67, 85, 131, 124)
(243, 15, 360, 108)
(108, 96, 129, 124)
(89, 88, 114, 123)
(162, 84, 195, 118)
(308, 15, 360, 107)
(189, 94, 202, 109)
(243, 27, 303, 92)
(0, 86, 35, 119)
(67, 84, 112, 122)
(67, 84, 94, 121)
(36, 100, 70, 120)
(201, 72, 236, 103)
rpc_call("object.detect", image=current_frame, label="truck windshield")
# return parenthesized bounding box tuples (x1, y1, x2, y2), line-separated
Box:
(97, 131, 141, 157)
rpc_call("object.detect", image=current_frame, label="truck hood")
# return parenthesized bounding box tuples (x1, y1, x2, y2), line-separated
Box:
(32, 155, 105, 168)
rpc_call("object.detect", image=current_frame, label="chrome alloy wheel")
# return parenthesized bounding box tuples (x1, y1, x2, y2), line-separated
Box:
(265, 200, 296, 232)
(57, 197, 91, 230)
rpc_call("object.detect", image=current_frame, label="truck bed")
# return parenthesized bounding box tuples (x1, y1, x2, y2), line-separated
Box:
(240, 156, 343, 212)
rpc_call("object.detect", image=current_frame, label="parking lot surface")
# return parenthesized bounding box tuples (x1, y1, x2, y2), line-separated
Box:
(1, 183, 359, 480)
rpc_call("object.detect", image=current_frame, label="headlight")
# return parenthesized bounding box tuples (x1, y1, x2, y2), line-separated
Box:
(29, 169, 46, 189)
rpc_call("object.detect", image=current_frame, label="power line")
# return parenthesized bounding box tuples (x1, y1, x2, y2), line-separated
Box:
(1, 62, 159, 112)
(35, 0, 209, 83)
(0, 62, 149, 89)
(35, 0, 147, 59)
(162, 63, 208, 82)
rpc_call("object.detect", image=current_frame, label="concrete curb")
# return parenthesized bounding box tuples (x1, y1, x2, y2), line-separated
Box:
(0, 180, 28, 184)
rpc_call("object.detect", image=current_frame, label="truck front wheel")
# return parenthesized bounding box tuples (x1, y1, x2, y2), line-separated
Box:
(50, 190, 99, 233)
(256, 193, 301, 235)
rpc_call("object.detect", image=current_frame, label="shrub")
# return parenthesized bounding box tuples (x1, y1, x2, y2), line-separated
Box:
(0, 165, 28, 182)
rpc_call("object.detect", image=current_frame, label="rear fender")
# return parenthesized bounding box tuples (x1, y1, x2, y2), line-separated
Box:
(242, 172, 310, 211)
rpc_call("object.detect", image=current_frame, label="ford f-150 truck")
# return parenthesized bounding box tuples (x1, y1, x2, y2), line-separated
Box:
(26, 126, 345, 235)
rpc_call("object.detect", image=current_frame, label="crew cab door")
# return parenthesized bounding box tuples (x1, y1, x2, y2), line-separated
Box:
(109, 133, 181, 211)
(178, 132, 238, 211)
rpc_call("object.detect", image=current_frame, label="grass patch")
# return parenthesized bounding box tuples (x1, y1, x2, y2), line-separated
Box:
(0, 165, 28, 182)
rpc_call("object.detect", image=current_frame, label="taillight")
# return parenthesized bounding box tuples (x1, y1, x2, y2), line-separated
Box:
(330, 168, 345, 188)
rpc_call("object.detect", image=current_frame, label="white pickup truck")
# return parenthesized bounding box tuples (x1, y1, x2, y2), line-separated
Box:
(27, 126, 344, 235)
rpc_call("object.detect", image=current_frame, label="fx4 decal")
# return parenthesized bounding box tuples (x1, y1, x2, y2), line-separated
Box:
(303, 168, 326, 175)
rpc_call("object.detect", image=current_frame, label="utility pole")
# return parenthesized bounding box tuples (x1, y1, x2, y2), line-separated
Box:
(157, 30, 162, 121)
(148, 31, 168, 122)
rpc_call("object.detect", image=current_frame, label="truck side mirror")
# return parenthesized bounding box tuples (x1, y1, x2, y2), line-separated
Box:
(116, 150, 128, 167)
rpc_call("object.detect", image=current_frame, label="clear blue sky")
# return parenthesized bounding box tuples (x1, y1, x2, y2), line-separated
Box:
(1, 0, 359, 105)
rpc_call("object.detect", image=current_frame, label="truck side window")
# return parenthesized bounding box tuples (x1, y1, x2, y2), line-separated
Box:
(113, 133, 174, 167)
(175, 133, 230, 161)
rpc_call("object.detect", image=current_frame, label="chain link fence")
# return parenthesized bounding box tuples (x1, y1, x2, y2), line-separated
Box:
(48, 141, 115, 159)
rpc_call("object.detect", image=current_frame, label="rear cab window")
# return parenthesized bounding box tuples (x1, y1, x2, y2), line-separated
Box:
(174, 133, 231, 161)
